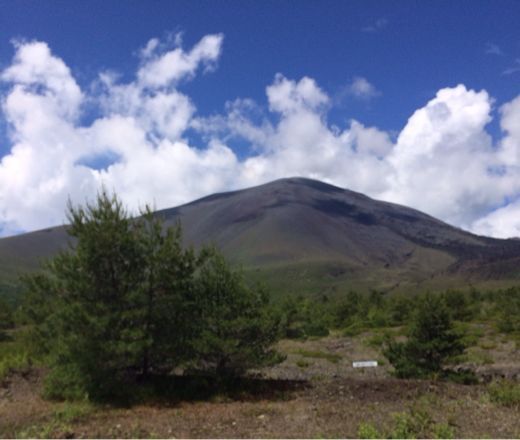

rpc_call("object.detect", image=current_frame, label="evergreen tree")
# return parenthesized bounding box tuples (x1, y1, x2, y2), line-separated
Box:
(22, 190, 282, 399)
(0, 297, 14, 341)
(193, 251, 283, 378)
(383, 294, 465, 378)
(40, 191, 147, 399)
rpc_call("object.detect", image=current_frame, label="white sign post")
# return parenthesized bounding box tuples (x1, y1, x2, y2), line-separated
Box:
(352, 360, 378, 368)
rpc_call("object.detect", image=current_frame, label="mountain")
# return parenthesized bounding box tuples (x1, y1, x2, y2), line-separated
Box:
(2, 177, 520, 297)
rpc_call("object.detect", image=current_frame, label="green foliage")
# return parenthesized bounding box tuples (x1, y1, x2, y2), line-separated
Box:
(389, 411, 425, 439)
(442, 290, 474, 321)
(432, 423, 455, 439)
(278, 295, 331, 339)
(22, 190, 282, 400)
(358, 408, 454, 439)
(295, 349, 341, 363)
(296, 359, 310, 368)
(192, 251, 283, 378)
(15, 401, 95, 439)
(388, 408, 453, 439)
(0, 297, 14, 330)
(365, 331, 392, 348)
(488, 380, 520, 408)
(383, 294, 465, 378)
(0, 297, 14, 342)
(0, 340, 30, 381)
(494, 287, 520, 333)
(357, 422, 382, 439)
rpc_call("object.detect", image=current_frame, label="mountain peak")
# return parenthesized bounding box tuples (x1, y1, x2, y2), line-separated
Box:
(2, 177, 520, 295)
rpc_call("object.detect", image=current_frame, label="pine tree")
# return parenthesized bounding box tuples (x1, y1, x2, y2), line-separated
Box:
(383, 294, 465, 378)
(193, 251, 283, 379)
(22, 190, 283, 399)
(39, 191, 147, 399)
(0, 297, 14, 341)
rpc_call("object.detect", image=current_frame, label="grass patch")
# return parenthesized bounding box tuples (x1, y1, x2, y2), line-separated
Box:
(478, 340, 497, 350)
(364, 333, 387, 348)
(15, 401, 96, 438)
(357, 408, 455, 439)
(357, 421, 382, 439)
(0, 340, 31, 382)
(342, 322, 366, 337)
(296, 359, 311, 368)
(53, 400, 96, 423)
(464, 349, 494, 366)
(488, 380, 520, 408)
(294, 349, 341, 364)
(454, 322, 484, 347)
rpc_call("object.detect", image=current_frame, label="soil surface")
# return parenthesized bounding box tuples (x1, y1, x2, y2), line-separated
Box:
(1, 332, 520, 438)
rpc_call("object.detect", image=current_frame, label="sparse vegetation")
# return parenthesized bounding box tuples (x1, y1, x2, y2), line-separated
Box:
(357, 407, 456, 439)
(0, 341, 30, 382)
(295, 349, 341, 363)
(488, 380, 520, 408)
(3, 189, 520, 436)
(357, 421, 382, 439)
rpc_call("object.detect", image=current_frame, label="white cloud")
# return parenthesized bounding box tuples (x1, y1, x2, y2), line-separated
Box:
(0, 36, 230, 235)
(503, 58, 520, 76)
(485, 42, 503, 56)
(361, 18, 388, 33)
(1, 37, 520, 239)
(137, 33, 223, 88)
(345, 76, 380, 101)
(266, 74, 329, 115)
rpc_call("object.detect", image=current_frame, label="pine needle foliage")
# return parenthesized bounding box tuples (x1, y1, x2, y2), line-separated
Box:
(21, 190, 281, 400)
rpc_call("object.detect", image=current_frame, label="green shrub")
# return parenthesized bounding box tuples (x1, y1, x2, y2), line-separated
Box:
(0, 339, 31, 382)
(432, 423, 455, 439)
(342, 321, 365, 337)
(302, 322, 329, 337)
(365, 331, 391, 348)
(383, 294, 465, 379)
(389, 408, 432, 439)
(488, 380, 520, 407)
(357, 422, 382, 439)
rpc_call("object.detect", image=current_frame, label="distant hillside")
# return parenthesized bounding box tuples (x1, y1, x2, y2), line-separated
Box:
(2, 177, 520, 298)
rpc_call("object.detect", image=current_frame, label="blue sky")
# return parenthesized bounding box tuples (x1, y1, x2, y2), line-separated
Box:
(0, 0, 520, 237)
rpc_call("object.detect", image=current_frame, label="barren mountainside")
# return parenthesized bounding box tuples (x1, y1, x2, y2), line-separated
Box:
(2, 177, 520, 295)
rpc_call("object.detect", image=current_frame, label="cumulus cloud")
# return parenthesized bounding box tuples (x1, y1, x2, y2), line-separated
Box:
(137, 33, 223, 88)
(1, 36, 520, 239)
(0, 35, 229, 235)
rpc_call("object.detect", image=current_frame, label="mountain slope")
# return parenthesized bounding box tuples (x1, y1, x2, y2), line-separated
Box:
(2, 177, 520, 296)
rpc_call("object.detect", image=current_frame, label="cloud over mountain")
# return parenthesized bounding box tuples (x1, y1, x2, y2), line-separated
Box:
(1, 34, 520, 238)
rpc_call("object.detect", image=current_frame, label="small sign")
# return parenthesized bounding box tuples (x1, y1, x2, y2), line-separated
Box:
(353, 360, 378, 368)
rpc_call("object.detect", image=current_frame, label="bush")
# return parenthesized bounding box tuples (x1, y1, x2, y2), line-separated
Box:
(357, 422, 382, 439)
(302, 322, 329, 337)
(488, 380, 520, 407)
(383, 294, 465, 378)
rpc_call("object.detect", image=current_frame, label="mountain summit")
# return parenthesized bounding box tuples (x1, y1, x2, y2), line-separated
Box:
(2, 177, 520, 295)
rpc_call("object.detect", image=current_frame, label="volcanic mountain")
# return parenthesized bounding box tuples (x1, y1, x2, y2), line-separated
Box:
(2, 177, 520, 297)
